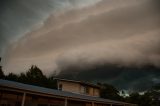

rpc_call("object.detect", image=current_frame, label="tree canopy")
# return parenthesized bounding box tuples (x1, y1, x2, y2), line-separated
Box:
(3, 65, 57, 89)
(98, 83, 123, 101)
(0, 57, 5, 79)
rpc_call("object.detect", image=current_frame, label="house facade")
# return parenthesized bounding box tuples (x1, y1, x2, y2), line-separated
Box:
(57, 79, 100, 97)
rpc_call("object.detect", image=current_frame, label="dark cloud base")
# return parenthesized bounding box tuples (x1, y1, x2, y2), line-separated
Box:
(56, 64, 160, 91)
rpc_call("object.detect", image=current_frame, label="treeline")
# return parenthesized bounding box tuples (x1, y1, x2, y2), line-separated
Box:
(99, 83, 160, 106)
(0, 59, 160, 106)
(0, 65, 57, 89)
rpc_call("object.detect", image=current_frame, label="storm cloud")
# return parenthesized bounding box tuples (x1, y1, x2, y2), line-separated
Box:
(0, 0, 101, 56)
(1, 0, 160, 90)
(57, 64, 160, 91)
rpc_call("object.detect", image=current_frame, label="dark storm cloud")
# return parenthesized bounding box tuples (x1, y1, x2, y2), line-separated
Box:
(54, 0, 160, 91)
(57, 64, 160, 91)
(3, 0, 160, 72)
(0, 0, 56, 55)
(0, 0, 100, 56)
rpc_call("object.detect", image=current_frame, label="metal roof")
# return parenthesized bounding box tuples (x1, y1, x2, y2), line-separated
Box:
(0, 79, 133, 105)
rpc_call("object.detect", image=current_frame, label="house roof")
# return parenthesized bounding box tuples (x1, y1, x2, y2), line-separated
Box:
(55, 78, 100, 88)
(0, 79, 134, 105)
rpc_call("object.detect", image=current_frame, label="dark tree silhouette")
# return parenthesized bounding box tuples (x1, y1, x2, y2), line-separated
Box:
(146, 84, 160, 106)
(125, 92, 153, 106)
(17, 65, 57, 89)
(26, 65, 45, 79)
(0, 57, 5, 79)
(25, 65, 47, 86)
(98, 83, 123, 101)
(5, 73, 19, 81)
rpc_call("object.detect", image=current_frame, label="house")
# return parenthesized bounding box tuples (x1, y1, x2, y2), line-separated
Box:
(0, 79, 137, 106)
(56, 79, 100, 97)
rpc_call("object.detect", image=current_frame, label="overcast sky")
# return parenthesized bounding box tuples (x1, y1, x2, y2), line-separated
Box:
(0, 0, 160, 91)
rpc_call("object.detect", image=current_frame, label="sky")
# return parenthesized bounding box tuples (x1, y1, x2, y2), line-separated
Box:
(0, 0, 160, 91)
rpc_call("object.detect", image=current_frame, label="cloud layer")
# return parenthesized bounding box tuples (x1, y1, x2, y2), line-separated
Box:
(0, 0, 101, 56)
(57, 65, 160, 91)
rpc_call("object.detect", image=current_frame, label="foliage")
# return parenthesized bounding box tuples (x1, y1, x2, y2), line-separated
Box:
(5, 73, 19, 81)
(25, 65, 47, 86)
(125, 92, 153, 106)
(98, 83, 124, 101)
(0, 57, 5, 79)
(147, 84, 160, 106)
(4, 65, 57, 89)
(0, 66, 5, 79)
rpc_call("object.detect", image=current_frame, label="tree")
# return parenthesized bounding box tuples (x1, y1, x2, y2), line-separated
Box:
(125, 92, 153, 106)
(26, 65, 45, 79)
(126, 92, 141, 105)
(139, 93, 152, 106)
(98, 83, 123, 101)
(18, 72, 27, 83)
(4, 65, 57, 89)
(0, 57, 5, 79)
(0, 66, 4, 79)
(25, 65, 47, 86)
(5, 73, 19, 81)
(147, 84, 160, 106)
(46, 76, 57, 89)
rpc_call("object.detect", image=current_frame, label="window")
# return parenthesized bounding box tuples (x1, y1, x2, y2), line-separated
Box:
(58, 84, 62, 90)
(86, 87, 89, 94)
(82, 86, 89, 94)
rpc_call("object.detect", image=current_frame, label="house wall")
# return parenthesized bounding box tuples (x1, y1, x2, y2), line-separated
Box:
(57, 80, 100, 97)
(94, 88, 100, 97)
(0, 90, 65, 106)
(58, 81, 81, 94)
(0, 88, 136, 106)
(88, 87, 99, 97)
(0, 91, 23, 106)
(89, 87, 94, 96)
